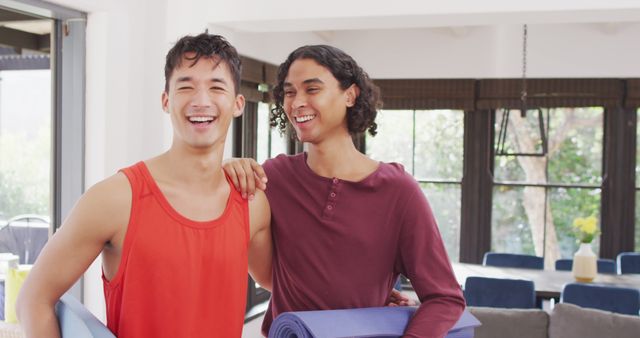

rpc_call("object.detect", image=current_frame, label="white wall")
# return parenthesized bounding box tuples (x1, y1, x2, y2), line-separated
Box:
(43, 0, 640, 322)
(225, 23, 640, 78)
(83, 0, 172, 321)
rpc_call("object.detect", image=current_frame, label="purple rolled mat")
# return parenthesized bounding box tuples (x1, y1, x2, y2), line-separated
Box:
(268, 307, 480, 338)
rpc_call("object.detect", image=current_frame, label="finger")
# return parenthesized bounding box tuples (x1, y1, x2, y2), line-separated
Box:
(395, 291, 409, 302)
(253, 172, 266, 191)
(235, 164, 248, 199)
(250, 161, 268, 186)
(224, 165, 241, 192)
(240, 160, 256, 196)
(391, 289, 407, 301)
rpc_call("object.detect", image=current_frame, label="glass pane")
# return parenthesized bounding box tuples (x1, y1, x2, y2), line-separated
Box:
(494, 109, 546, 183)
(0, 69, 52, 219)
(366, 110, 413, 173)
(0, 68, 52, 263)
(495, 108, 546, 155)
(494, 107, 603, 185)
(421, 182, 460, 262)
(414, 110, 464, 181)
(256, 102, 270, 163)
(493, 185, 601, 267)
(270, 124, 286, 159)
(549, 187, 601, 259)
(491, 186, 541, 256)
(547, 108, 603, 185)
(256, 102, 287, 162)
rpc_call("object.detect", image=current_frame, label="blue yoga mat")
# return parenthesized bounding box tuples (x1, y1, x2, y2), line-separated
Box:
(268, 307, 480, 338)
(55, 294, 115, 338)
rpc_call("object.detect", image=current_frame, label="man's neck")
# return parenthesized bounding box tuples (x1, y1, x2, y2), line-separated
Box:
(152, 143, 226, 190)
(306, 133, 375, 181)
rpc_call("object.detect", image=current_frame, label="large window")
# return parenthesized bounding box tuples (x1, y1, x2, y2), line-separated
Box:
(492, 107, 604, 266)
(0, 11, 54, 265)
(367, 109, 464, 261)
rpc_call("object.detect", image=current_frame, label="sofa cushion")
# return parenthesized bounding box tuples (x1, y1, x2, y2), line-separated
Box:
(549, 303, 640, 338)
(468, 306, 549, 338)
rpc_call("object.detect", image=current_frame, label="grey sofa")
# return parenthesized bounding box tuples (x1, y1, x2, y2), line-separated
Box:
(468, 303, 640, 338)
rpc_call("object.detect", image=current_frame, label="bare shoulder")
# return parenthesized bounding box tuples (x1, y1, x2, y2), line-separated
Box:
(248, 189, 271, 238)
(83, 173, 131, 214)
(59, 172, 132, 239)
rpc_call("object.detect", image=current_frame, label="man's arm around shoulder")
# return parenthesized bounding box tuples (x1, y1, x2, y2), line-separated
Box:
(248, 190, 272, 291)
(16, 173, 131, 338)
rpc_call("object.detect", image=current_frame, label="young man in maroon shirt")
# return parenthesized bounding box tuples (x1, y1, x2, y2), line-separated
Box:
(225, 45, 465, 337)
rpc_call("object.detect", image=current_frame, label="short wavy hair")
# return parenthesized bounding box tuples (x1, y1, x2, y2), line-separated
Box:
(164, 33, 241, 94)
(270, 45, 381, 137)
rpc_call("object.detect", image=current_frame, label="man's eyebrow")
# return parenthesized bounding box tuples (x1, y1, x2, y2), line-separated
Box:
(175, 77, 228, 86)
(283, 78, 324, 87)
(210, 78, 228, 86)
(176, 76, 192, 83)
(303, 78, 324, 85)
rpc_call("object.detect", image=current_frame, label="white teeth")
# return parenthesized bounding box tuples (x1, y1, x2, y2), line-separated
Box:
(295, 115, 315, 123)
(188, 116, 214, 122)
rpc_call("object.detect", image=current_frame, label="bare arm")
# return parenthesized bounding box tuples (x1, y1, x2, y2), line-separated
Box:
(248, 189, 272, 291)
(16, 174, 130, 338)
(222, 158, 268, 200)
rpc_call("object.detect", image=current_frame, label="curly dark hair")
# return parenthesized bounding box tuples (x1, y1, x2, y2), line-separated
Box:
(164, 33, 241, 93)
(270, 45, 381, 137)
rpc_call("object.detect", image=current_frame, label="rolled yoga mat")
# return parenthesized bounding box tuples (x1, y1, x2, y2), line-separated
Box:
(55, 293, 116, 338)
(268, 307, 480, 338)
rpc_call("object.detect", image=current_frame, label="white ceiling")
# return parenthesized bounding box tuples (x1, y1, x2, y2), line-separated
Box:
(206, 0, 640, 32)
(42, 0, 640, 33)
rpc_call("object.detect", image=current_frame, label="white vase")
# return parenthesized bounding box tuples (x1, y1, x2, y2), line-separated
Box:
(572, 243, 597, 282)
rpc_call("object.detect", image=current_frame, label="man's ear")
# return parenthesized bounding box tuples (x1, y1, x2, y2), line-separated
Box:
(345, 84, 360, 107)
(233, 94, 246, 117)
(161, 91, 169, 113)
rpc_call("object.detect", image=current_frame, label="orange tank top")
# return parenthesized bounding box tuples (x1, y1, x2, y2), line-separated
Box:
(103, 161, 249, 338)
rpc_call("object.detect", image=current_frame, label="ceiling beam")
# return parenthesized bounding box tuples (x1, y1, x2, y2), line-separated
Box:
(0, 26, 50, 52)
(0, 9, 36, 22)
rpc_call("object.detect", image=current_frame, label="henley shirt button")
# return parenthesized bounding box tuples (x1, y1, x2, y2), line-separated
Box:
(332, 178, 339, 184)
(327, 205, 333, 210)
(330, 192, 336, 198)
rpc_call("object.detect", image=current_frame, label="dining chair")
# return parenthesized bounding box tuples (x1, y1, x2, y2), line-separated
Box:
(463, 276, 536, 309)
(56, 293, 115, 338)
(554, 258, 617, 274)
(483, 252, 544, 270)
(0, 214, 49, 264)
(616, 252, 640, 274)
(561, 283, 640, 316)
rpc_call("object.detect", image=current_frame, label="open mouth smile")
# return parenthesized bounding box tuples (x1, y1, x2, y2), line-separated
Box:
(294, 114, 316, 123)
(187, 115, 216, 125)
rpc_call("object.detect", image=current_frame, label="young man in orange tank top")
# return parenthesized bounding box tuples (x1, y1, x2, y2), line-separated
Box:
(16, 34, 272, 338)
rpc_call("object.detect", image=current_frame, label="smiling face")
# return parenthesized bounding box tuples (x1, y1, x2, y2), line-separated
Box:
(282, 58, 358, 145)
(162, 54, 244, 151)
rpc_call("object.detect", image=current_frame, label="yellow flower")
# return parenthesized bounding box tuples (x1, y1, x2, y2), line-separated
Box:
(572, 216, 599, 244)
(581, 216, 597, 235)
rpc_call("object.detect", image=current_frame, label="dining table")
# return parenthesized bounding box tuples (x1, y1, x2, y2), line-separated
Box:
(452, 262, 640, 300)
